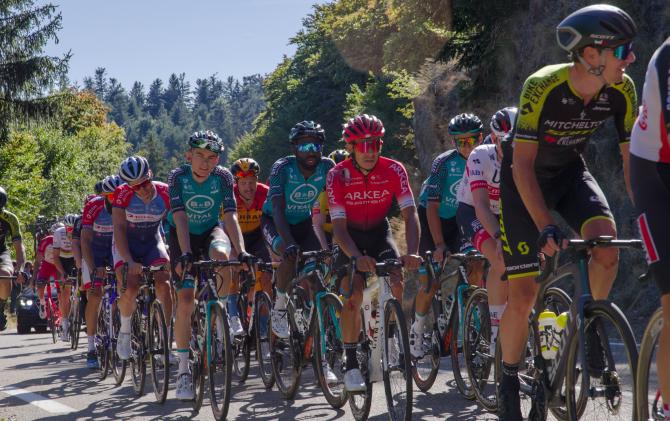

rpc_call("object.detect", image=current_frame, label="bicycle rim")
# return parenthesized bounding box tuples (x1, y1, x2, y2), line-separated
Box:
(464, 288, 496, 411)
(566, 300, 638, 421)
(410, 298, 440, 393)
(96, 307, 109, 380)
(383, 299, 412, 421)
(254, 291, 275, 389)
(209, 302, 232, 421)
(451, 286, 476, 400)
(111, 304, 126, 386)
(191, 305, 206, 411)
(130, 307, 146, 396)
(271, 301, 302, 400)
(314, 293, 347, 409)
(232, 295, 250, 382)
(636, 308, 663, 421)
(348, 337, 372, 421)
(149, 301, 169, 404)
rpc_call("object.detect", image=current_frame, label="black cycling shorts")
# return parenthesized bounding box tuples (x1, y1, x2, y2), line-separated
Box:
(169, 225, 227, 289)
(261, 215, 320, 256)
(418, 205, 472, 255)
(334, 218, 400, 280)
(243, 229, 270, 263)
(59, 257, 76, 286)
(499, 159, 613, 279)
(631, 154, 670, 295)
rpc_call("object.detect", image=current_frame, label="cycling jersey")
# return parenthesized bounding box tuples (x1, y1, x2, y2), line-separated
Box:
(38, 235, 56, 265)
(112, 181, 171, 243)
(0, 209, 21, 253)
(456, 144, 501, 214)
(515, 63, 637, 178)
(71, 215, 83, 241)
(418, 150, 466, 219)
(312, 191, 332, 234)
(82, 196, 113, 244)
(53, 226, 73, 258)
(167, 164, 236, 235)
(631, 39, 670, 163)
(327, 156, 415, 231)
(262, 156, 334, 224)
(232, 182, 268, 235)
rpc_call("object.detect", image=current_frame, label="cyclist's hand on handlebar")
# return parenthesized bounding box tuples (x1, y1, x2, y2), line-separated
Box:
(433, 244, 448, 263)
(237, 251, 254, 270)
(175, 252, 193, 276)
(537, 224, 568, 256)
(400, 254, 423, 271)
(355, 256, 377, 273)
(283, 244, 299, 260)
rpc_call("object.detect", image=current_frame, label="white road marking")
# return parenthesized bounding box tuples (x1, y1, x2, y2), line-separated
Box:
(0, 386, 75, 414)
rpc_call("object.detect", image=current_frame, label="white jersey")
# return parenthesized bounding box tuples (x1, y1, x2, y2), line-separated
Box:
(456, 144, 501, 214)
(53, 226, 73, 258)
(631, 37, 670, 163)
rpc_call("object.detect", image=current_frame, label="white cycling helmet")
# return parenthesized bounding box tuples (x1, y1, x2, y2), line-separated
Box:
(63, 214, 79, 228)
(490, 107, 518, 138)
(101, 174, 123, 194)
(50, 222, 64, 233)
(119, 156, 150, 183)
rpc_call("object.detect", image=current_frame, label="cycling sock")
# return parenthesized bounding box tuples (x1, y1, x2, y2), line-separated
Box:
(120, 315, 131, 334)
(489, 304, 506, 344)
(502, 361, 519, 377)
(344, 343, 359, 371)
(275, 290, 288, 311)
(226, 294, 239, 317)
(176, 348, 189, 374)
(88, 336, 95, 352)
(412, 313, 426, 336)
(663, 403, 670, 420)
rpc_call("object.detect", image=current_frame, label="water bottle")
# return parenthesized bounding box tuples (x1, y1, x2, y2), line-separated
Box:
(555, 311, 568, 348)
(538, 310, 558, 359)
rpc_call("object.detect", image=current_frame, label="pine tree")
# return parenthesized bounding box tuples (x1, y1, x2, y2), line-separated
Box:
(0, 0, 70, 142)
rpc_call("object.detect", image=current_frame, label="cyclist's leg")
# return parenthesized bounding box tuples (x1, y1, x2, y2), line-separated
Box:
(414, 209, 441, 316)
(0, 251, 12, 328)
(144, 240, 172, 330)
(262, 215, 294, 314)
(113, 242, 140, 355)
(248, 234, 273, 299)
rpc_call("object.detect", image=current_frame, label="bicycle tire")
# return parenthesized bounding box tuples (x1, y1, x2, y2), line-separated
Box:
(272, 300, 303, 400)
(565, 300, 638, 421)
(636, 307, 663, 421)
(49, 302, 57, 344)
(383, 298, 412, 421)
(130, 306, 146, 397)
(232, 294, 251, 382)
(313, 293, 347, 409)
(464, 287, 496, 411)
(111, 303, 126, 386)
(96, 305, 110, 380)
(209, 301, 233, 421)
(348, 318, 372, 421)
(451, 285, 477, 400)
(191, 302, 206, 411)
(70, 294, 81, 351)
(410, 297, 441, 392)
(149, 301, 169, 404)
(254, 291, 275, 389)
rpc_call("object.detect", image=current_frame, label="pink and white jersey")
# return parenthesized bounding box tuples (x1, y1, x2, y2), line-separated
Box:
(53, 226, 73, 258)
(456, 144, 501, 214)
(112, 181, 170, 242)
(631, 38, 670, 163)
(38, 235, 56, 265)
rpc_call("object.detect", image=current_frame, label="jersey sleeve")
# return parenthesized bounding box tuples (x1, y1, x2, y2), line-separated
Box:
(82, 199, 102, 229)
(389, 161, 415, 210)
(72, 216, 83, 240)
(37, 237, 51, 255)
(613, 74, 638, 144)
(326, 168, 346, 220)
(467, 147, 488, 192)
(266, 158, 288, 201)
(515, 67, 563, 144)
(215, 166, 237, 214)
(112, 185, 134, 209)
(167, 167, 186, 212)
(5, 211, 22, 242)
(424, 155, 446, 202)
(155, 182, 171, 210)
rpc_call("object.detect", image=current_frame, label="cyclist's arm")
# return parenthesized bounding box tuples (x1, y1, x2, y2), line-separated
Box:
(12, 239, 25, 271)
(401, 206, 420, 255)
(512, 141, 554, 230)
(222, 211, 246, 255)
(312, 212, 329, 250)
(332, 218, 362, 258)
(472, 188, 500, 238)
(52, 246, 66, 276)
(112, 207, 133, 263)
(172, 209, 192, 255)
(80, 228, 96, 273)
(271, 195, 297, 248)
(426, 201, 445, 248)
(71, 238, 82, 269)
(620, 142, 633, 202)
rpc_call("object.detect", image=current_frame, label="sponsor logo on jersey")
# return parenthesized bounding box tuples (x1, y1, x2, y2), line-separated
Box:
(449, 179, 461, 198)
(638, 101, 648, 130)
(186, 195, 215, 214)
(344, 190, 391, 201)
(522, 73, 560, 105)
(556, 136, 586, 146)
(561, 97, 576, 105)
(289, 184, 318, 204)
(591, 106, 611, 112)
(544, 120, 602, 130)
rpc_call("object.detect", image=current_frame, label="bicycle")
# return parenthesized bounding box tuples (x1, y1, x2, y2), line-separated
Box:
(410, 250, 486, 397)
(345, 257, 412, 421)
(121, 264, 170, 404)
(188, 259, 236, 420)
(68, 272, 83, 350)
(271, 249, 346, 408)
(95, 269, 126, 385)
(494, 236, 641, 420)
(43, 277, 61, 345)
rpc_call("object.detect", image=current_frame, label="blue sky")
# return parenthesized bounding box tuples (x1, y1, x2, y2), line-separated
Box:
(45, 0, 323, 89)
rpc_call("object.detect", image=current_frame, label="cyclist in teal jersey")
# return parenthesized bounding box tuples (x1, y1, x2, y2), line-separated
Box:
(168, 130, 250, 401)
(260, 120, 335, 339)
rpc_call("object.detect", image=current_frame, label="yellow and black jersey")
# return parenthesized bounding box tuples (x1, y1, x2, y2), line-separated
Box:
(0, 209, 21, 252)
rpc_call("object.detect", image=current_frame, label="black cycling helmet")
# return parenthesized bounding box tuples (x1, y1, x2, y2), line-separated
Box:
(0, 186, 6, 209)
(288, 121, 325, 143)
(94, 181, 103, 195)
(328, 149, 350, 164)
(448, 113, 483, 135)
(189, 130, 224, 154)
(557, 4, 636, 53)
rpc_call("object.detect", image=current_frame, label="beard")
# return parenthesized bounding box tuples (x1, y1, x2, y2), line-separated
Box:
(296, 154, 320, 171)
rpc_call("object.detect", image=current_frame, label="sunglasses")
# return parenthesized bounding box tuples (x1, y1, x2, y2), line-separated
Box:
(129, 178, 152, 191)
(612, 42, 633, 60)
(191, 138, 224, 153)
(352, 138, 383, 154)
(454, 136, 480, 147)
(295, 142, 323, 153)
(234, 170, 257, 179)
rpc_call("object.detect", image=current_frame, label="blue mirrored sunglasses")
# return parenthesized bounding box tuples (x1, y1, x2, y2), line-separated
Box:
(295, 142, 323, 153)
(612, 42, 633, 60)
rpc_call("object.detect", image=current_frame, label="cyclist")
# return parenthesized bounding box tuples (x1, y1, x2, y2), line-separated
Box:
(497, 5, 637, 419)
(313, 149, 349, 249)
(35, 222, 62, 319)
(630, 37, 670, 421)
(410, 113, 484, 358)
(167, 131, 249, 400)
(80, 175, 122, 369)
(455, 107, 517, 346)
(0, 187, 27, 331)
(53, 214, 79, 341)
(112, 156, 173, 368)
(327, 113, 422, 392)
(262, 121, 335, 339)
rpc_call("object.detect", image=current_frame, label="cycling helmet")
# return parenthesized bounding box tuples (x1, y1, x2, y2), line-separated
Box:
(50, 222, 64, 234)
(288, 121, 325, 143)
(490, 107, 518, 138)
(342, 114, 385, 143)
(230, 158, 260, 180)
(0, 186, 6, 209)
(119, 156, 150, 183)
(63, 214, 78, 228)
(94, 181, 103, 195)
(448, 113, 483, 135)
(557, 4, 636, 53)
(189, 130, 224, 154)
(101, 174, 123, 194)
(84, 194, 97, 204)
(328, 149, 349, 164)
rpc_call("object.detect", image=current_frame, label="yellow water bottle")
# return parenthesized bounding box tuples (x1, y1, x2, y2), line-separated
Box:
(555, 311, 568, 349)
(538, 310, 558, 359)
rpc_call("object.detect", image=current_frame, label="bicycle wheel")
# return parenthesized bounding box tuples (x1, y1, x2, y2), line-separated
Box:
(49, 302, 57, 344)
(191, 303, 206, 411)
(565, 300, 638, 421)
(348, 331, 373, 421)
(111, 304, 126, 386)
(410, 298, 441, 392)
(232, 294, 251, 382)
(271, 300, 303, 400)
(149, 301, 169, 404)
(70, 294, 81, 351)
(254, 291, 275, 389)
(209, 301, 233, 421)
(463, 288, 495, 411)
(543, 287, 571, 421)
(383, 298, 412, 421)
(313, 293, 347, 409)
(451, 285, 477, 399)
(96, 305, 110, 380)
(130, 306, 146, 397)
(636, 308, 663, 421)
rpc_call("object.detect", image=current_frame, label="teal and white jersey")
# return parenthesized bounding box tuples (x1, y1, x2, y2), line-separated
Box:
(262, 156, 335, 225)
(418, 150, 465, 219)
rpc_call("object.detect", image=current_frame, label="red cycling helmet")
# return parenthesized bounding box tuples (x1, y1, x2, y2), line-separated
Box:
(342, 114, 385, 143)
